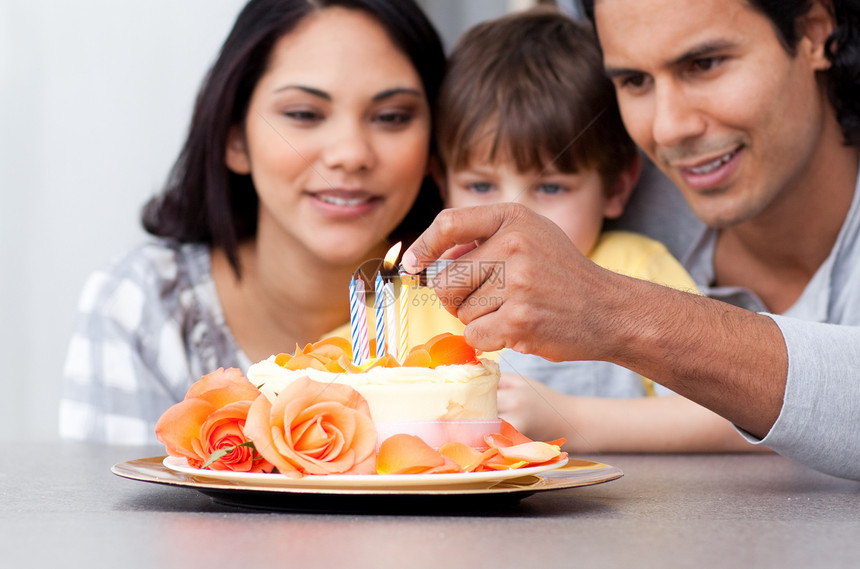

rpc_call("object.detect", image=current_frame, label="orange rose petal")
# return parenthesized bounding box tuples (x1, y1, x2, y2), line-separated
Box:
(484, 432, 514, 449)
(293, 403, 355, 452)
(291, 415, 344, 459)
(496, 441, 562, 464)
(198, 400, 272, 473)
(337, 355, 364, 373)
(324, 359, 347, 373)
(376, 434, 446, 474)
(483, 455, 530, 470)
(364, 354, 400, 370)
(270, 422, 317, 476)
(155, 398, 216, 459)
(426, 334, 479, 367)
(185, 368, 260, 408)
(439, 441, 499, 472)
(421, 332, 452, 351)
(284, 353, 328, 371)
(378, 355, 401, 368)
(274, 353, 292, 367)
(308, 341, 350, 361)
(420, 456, 463, 474)
(345, 452, 378, 475)
(243, 393, 303, 478)
(313, 336, 352, 353)
(402, 348, 432, 368)
(276, 398, 343, 473)
(498, 419, 536, 445)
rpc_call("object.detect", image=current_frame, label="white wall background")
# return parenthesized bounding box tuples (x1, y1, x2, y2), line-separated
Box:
(0, 1, 249, 442)
(1, 1, 531, 443)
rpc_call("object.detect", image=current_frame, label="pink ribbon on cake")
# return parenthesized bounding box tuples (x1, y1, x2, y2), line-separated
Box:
(374, 419, 502, 450)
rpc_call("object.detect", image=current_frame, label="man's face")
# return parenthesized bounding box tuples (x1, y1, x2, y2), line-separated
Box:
(595, 0, 831, 229)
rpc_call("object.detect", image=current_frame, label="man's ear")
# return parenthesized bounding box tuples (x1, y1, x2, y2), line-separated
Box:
(428, 156, 449, 203)
(603, 152, 642, 219)
(225, 125, 251, 175)
(801, 0, 836, 72)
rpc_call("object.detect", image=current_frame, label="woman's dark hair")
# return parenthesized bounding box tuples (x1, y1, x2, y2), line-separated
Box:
(581, 0, 860, 146)
(142, 0, 446, 276)
(436, 7, 636, 192)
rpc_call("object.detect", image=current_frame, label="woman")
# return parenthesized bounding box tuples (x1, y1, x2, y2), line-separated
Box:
(60, 0, 446, 444)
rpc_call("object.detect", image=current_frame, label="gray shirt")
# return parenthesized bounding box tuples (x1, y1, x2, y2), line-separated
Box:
(618, 160, 860, 480)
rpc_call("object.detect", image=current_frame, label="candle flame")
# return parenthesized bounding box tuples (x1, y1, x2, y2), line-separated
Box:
(383, 242, 402, 271)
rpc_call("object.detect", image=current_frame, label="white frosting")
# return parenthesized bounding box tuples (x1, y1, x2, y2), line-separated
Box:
(246, 358, 500, 423)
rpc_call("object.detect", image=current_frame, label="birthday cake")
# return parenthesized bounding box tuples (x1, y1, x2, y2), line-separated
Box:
(155, 244, 565, 476)
(246, 333, 501, 450)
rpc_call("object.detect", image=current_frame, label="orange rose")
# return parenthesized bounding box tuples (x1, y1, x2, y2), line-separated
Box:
(155, 367, 272, 472)
(244, 377, 377, 478)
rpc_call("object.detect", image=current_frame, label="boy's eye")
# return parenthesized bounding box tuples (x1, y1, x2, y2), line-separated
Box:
(466, 181, 494, 194)
(537, 183, 564, 195)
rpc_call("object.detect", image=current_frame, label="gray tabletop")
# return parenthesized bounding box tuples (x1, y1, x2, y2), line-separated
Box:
(3, 443, 859, 569)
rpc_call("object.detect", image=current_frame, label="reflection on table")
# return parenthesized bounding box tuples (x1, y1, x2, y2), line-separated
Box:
(3, 443, 859, 569)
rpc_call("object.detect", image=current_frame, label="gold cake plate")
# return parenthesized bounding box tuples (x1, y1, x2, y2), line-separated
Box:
(112, 455, 622, 513)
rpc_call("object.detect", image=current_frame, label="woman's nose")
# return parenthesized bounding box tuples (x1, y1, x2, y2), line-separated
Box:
(321, 120, 376, 173)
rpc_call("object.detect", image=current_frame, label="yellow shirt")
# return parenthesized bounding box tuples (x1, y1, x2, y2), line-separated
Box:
(581, 230, 700, 395)
(589, 230, 698, 293)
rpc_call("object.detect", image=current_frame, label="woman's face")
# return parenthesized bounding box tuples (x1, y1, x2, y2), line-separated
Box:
(227, 7, 431, 265)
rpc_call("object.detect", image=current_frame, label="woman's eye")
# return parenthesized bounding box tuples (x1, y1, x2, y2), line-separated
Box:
(537, 183, 564, 195)
(466, 181, 493, 194)
(284, 110, 322, 123)
(375, 112, 413, 127)
(618, 73, 649, 91)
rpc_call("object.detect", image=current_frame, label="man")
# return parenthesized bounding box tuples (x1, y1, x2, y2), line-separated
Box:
(402, 0, 860, 480)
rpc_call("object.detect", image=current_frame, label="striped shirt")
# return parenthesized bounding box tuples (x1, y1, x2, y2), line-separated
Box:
(60, 239, 251, 444)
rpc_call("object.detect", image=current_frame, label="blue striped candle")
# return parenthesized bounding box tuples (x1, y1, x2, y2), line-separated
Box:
(349, 277, 371, 365)
(348, 277, 361, 364)
(374, 272, 387, 358)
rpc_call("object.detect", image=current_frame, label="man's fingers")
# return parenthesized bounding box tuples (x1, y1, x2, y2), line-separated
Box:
(401, 203, 522, 273)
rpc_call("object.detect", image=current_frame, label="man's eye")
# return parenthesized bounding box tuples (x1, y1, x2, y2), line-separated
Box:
(691, 57, 723, 73)
(466, 182, 493, 194)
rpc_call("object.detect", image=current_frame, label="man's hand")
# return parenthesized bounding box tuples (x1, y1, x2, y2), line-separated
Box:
(403, 203, 621, 362)
(404, 203, 787, 438)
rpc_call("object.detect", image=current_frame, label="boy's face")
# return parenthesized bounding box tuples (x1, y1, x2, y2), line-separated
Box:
(443, 151, 622, 255)
(595, 0, 833, 229)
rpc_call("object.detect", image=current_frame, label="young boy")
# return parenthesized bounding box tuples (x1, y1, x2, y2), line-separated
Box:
(434, 8, 764, 452)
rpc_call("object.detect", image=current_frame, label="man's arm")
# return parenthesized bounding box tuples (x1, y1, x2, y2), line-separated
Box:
(402, 203, 787, 438)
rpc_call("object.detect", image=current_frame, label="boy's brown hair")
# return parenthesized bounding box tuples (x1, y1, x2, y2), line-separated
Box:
(436, 7, 637, 190)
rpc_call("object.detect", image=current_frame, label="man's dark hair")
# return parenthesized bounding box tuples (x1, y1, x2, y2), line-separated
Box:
(581, 0, 860, 146)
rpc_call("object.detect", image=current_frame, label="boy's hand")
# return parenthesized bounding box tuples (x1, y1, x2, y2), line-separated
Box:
(497, 372, 568, 444)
